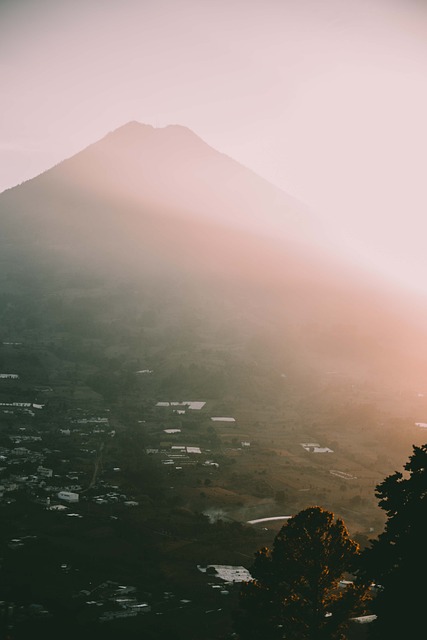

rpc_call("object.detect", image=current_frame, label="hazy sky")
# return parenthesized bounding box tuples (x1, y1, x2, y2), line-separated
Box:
(2, 0, 427, 293)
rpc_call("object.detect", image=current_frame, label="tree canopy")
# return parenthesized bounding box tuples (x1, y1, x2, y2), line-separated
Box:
(360, 443, 427, 639)
(235, 506, 369, 640)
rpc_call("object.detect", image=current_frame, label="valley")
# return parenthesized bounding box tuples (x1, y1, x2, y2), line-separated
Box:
(1, 275, 426, 639)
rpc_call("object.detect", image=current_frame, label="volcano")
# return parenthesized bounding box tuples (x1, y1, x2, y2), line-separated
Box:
(1, 121, 427, 390)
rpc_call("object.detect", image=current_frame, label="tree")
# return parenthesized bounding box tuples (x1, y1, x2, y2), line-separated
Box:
(235, 507, 369, 640)
(360, 443, 427, 639)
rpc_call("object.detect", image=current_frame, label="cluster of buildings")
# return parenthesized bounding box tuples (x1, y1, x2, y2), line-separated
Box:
(0, 411, 144, 513)
(0, 387, 249, 625)
(150, 399, 241, 470)
(76, 581, 151, 622)
(0, 406, 114, 507)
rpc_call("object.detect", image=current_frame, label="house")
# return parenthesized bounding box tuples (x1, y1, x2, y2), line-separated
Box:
(37, 466, 53, 478)
(155, 401, 206, 410)
(57, 491, 79, 503)
(198, 565, 253, 582)
(13, 447, 30, 456)
(300, 443, 334, 453)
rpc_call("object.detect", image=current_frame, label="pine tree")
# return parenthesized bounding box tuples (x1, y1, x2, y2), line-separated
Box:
(361, 443, 427, 639)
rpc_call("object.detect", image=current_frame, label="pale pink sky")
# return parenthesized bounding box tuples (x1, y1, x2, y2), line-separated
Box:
(1, 0, 427, 293)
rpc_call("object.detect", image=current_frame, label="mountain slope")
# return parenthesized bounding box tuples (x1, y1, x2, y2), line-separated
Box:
(1, 121, 427, 391)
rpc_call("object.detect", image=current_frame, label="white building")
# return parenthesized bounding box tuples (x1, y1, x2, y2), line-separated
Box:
(57, 491, 79, 503)
(37, 466, 53, 478)
(198, 565, 253, 582)
(155, 401, 206, 410)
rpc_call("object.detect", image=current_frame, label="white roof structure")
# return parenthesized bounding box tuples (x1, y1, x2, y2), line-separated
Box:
(156, 401, 206, 410)
(57, 491, 79, 502)
(156, 400, 206, 411)
(211, 417, 235, 422)
(301, 443, 333, 453)
(247, 516, 292, 525)
(351, 615, 377, 624)
(179, 401, 206, 410)
(203, 565, 252, 583)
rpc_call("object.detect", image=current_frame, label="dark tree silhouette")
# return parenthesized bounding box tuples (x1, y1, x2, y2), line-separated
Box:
(235, 506, 369, 639)
(360, 443, 427, 639)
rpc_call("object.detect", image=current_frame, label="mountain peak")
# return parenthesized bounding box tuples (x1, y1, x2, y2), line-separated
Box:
(104, 121, 203, 143)
(92, 121, 215, 164)
(2, 118, 319, 253)
(102, 121, 155, 144)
